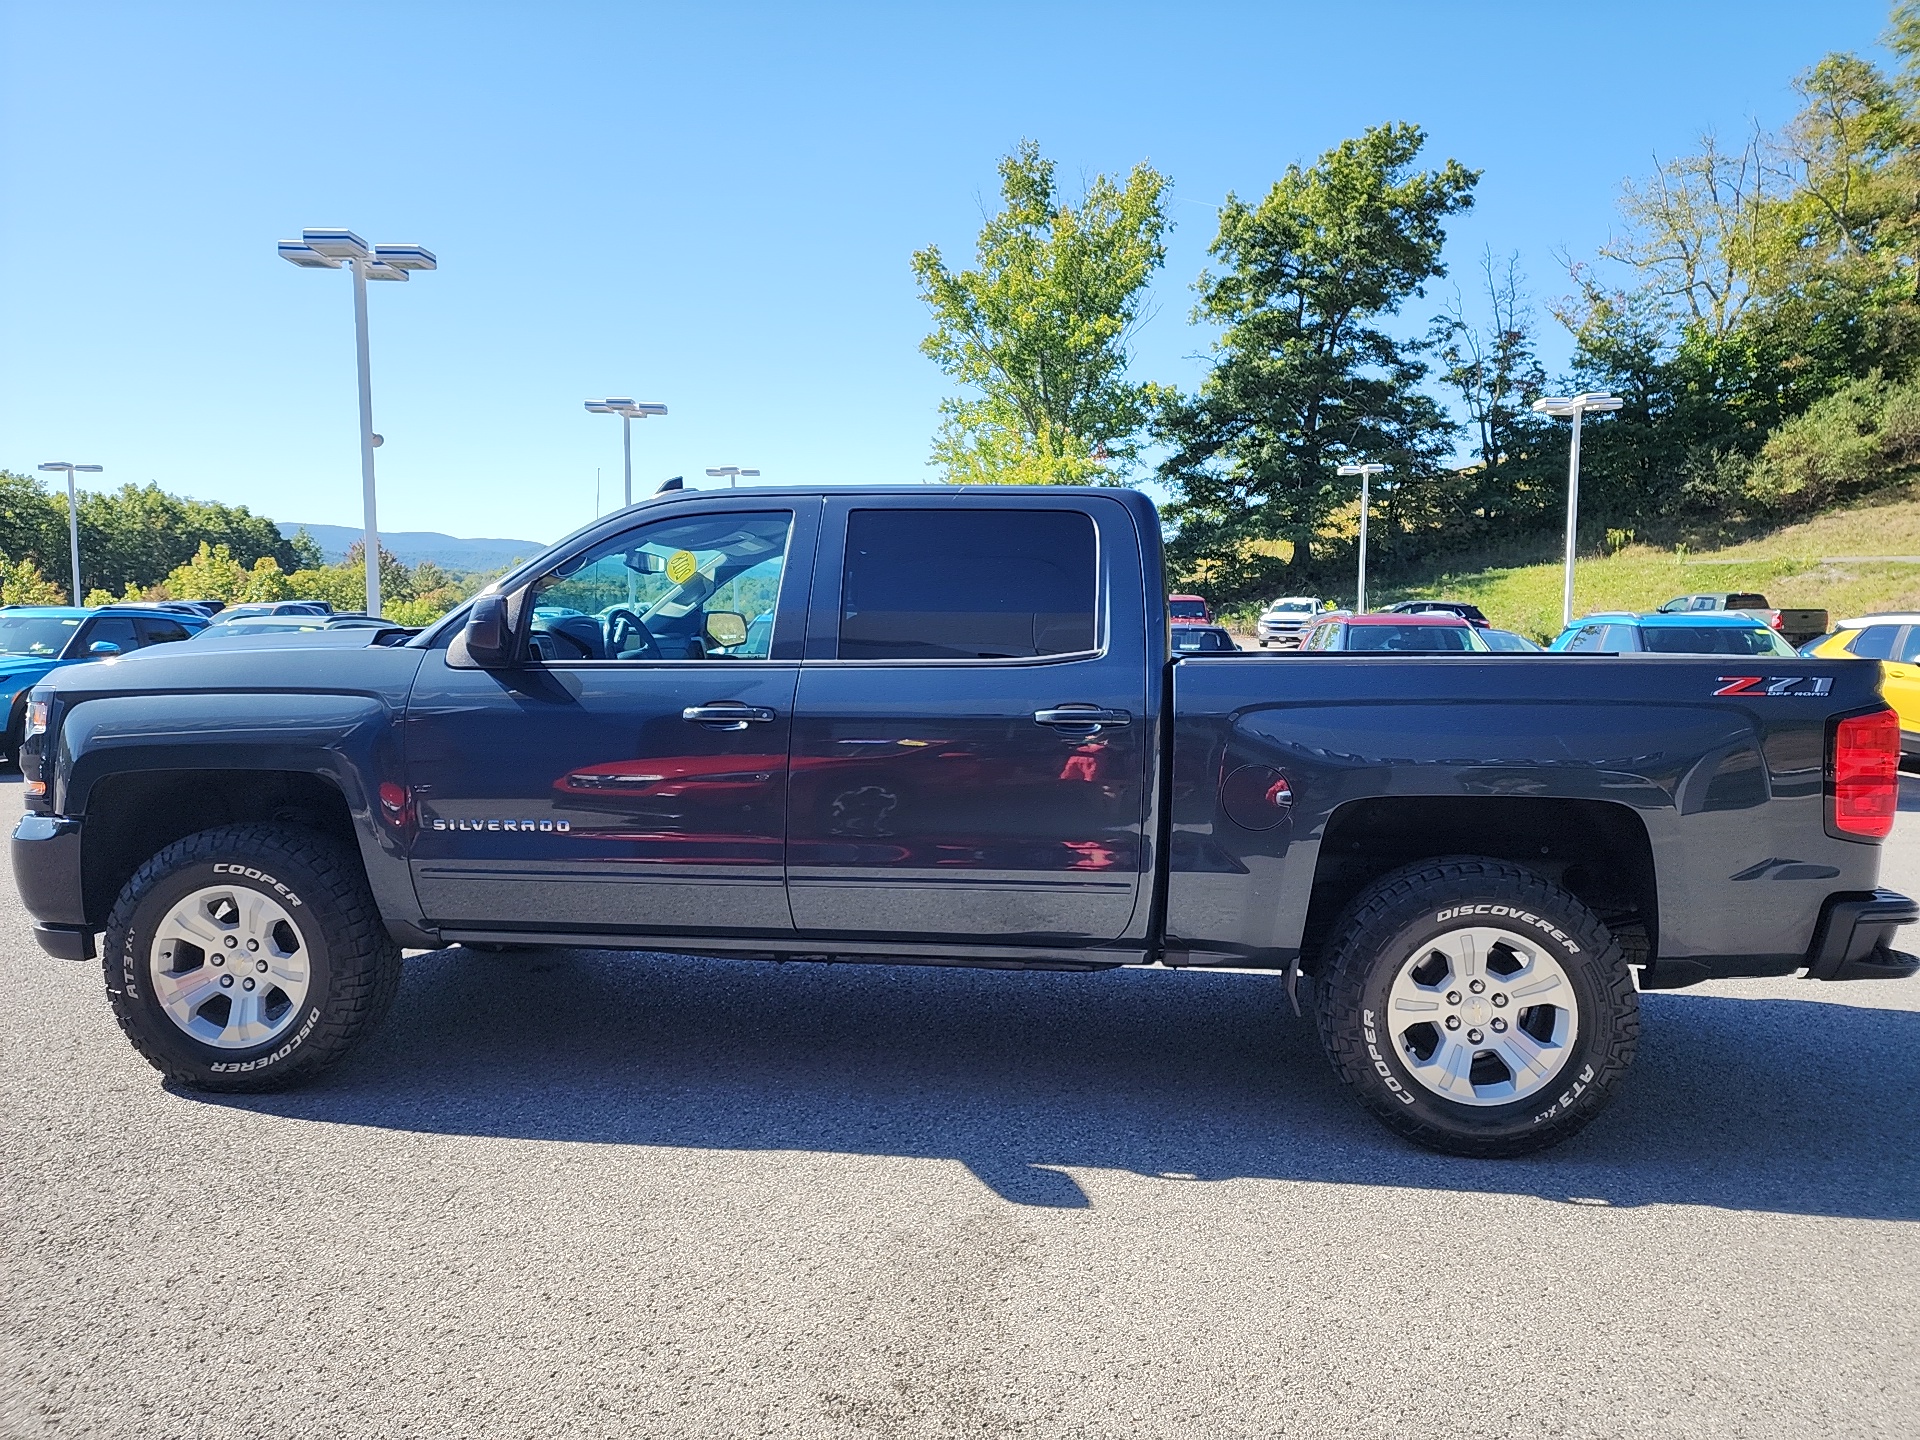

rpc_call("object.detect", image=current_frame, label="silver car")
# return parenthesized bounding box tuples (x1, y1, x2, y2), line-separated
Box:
(1255, 597, 1324, 648)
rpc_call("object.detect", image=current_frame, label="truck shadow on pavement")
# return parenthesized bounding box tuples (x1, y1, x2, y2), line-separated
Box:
(187, 948, 1920, 1218)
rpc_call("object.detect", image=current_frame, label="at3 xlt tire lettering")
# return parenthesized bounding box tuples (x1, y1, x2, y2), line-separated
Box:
(1314, 856, 1640, 1158)
(103, 823, 402, 1092)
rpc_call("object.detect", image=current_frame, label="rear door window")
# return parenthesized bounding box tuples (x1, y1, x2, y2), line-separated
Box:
(838, 509, 1097, 660)
(1689, 596, 1717, 611)
(1848, 625, 1902, 660)
(136, 617, 193, 646)
(1600, 625, 1639, 651)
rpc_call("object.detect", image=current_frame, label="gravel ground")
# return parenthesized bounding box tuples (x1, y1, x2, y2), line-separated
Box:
(3, 775, 1918, 1438)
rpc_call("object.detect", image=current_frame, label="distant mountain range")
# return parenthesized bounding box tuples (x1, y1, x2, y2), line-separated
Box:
(277, 523, 544, 573)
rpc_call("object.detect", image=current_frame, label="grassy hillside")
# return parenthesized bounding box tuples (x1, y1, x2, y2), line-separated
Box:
(1368, 492, 1920, 642)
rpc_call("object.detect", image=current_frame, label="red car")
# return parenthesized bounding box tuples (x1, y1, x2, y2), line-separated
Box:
(1168, 593, 1213, 625)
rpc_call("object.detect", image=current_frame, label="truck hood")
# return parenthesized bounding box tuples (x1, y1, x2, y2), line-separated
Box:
(38, 629, 427, 702)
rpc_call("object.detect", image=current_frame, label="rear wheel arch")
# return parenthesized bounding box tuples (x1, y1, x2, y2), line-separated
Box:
(1299, 796, 1658, 976)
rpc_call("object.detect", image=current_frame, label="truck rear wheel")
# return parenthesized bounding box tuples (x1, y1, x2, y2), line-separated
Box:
(1313, 857, 1639, 1157)
(102, 823, 401, 1092)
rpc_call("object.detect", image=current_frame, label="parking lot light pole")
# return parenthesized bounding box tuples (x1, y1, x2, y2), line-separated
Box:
(585, 399, 669, 509)
(37, 462, 103, 604)
(1531, 391, 1624, 629)
(1337, 463, 1389, 612)
(704, 467, 761, 490)
(277, 229, 436, 617)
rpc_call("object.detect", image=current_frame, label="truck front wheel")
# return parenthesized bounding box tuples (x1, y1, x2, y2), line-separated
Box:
(101, 823, 402, 1091)
(1314, 857, 1639, 1157)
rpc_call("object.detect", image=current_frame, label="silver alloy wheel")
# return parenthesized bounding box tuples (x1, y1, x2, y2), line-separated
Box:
(149, 883, 312, 1049)
(1385, 925, 1579, 1107)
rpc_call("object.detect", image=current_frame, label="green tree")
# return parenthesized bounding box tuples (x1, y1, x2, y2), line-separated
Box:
(1156, 124, 1478, 597)
(0, 471, 67, 578)
(0, 557, 66, 606)
(1426, 250, 1555, 534)
(913, 141, 1171, 484)
(286, 528, 326, 571)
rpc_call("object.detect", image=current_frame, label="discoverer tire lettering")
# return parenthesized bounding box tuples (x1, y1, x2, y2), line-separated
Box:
(1315, 856, 1639, 1158)
(103, 823, 401, 1092)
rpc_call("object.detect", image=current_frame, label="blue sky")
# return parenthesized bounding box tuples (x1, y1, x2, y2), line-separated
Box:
(0, 1, 1899, 545)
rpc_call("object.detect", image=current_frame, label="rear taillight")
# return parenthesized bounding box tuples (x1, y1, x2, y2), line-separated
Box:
(1770, 612, 1784, 630)
(1832, 708, 1900, 839)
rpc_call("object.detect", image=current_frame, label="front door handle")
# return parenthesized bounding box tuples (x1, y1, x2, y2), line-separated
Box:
(1034, 706, 1132, 733)
(683, 702, 777, 730)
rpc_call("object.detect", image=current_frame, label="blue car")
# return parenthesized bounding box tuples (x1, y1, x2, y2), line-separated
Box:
(1549, 610, 1798, 656)
(0, 605, 206, 762)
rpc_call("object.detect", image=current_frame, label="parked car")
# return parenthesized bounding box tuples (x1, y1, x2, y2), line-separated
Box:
(1551, 611, 1798, 656)
(188, 613, 394, 642)
(1171, 624, 1237, 653)
(0, 605, 205, 762)
(1299, 611, 1488, 651)
(1254, 597, 1323, 648)
(1167, 594, 1213, 625)
(1480, 628, 1544, 652)
(1379, 599, 1491, 629)
(1657, 592, 1829, 647)
(14, 487, 1916, 1161)
(213, 601, 333, 622)
(1803, 614, 1920, 758)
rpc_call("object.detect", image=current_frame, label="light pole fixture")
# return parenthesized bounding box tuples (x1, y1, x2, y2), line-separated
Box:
(1337, 462, 1390, 612)
(37, 462, 102, 604)
(277, 227, 436, 617)
(704, 467, 761, 489)
(585, 398, 669, 510)
(1531, 391, 1624, 629)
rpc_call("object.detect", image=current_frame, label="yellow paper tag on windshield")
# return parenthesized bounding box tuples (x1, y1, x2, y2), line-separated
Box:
(666, 549, 698, 585)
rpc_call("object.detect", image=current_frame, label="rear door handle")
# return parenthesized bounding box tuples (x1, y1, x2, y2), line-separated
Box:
(683, 702, 777, 730)
(1034, 706, 1132, 733)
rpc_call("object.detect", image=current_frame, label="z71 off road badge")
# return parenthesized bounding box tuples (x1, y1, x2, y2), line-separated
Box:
(1712, 676, 1833, 697)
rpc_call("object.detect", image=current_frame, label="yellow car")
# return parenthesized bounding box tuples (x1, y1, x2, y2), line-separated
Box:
(1805, 613, 1920, 758)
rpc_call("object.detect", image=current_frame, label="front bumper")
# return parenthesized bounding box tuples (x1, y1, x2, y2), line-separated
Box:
(13, 813, 93, 959)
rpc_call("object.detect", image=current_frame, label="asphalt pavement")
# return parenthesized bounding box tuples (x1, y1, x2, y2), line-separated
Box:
(3, 774, 1918, 1438)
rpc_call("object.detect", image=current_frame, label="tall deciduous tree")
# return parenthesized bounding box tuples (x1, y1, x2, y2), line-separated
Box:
(1428, 250, 1553, 529)
(913, 141, 1171, 484)
(1156, 124, 1477, 594)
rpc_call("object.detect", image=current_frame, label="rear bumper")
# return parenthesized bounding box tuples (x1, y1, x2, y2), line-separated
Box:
(1805, 888, 1920, 981)
(1640, 887, 1918, 989)
(12, 813, 93, 959)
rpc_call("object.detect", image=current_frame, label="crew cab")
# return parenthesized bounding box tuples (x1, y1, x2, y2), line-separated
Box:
(12, 488, 1917, 1157)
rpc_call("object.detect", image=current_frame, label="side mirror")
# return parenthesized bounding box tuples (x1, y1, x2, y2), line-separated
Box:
(704, 610, 748, 648)
(88, 640, 122, 657)
(456, 593, 512, 668)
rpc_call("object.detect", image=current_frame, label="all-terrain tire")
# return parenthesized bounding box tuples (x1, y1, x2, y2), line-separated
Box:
(1314, 856, 1639, 1157)
(102, 823, 402, 1092)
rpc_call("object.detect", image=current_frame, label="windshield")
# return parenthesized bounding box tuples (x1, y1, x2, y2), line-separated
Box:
(0, 615, 80, 657)
(1345, 625, 1477, 652)
(199, 620, 328, 637)
(1266, 601, 1315, 614)
(1173, 629, 1234, 651)
(1642, 626, 1795, 656)
(1168, 600, 1208, 619)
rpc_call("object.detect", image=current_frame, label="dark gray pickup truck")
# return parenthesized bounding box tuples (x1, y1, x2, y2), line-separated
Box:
(12, 487, 1916, 1155)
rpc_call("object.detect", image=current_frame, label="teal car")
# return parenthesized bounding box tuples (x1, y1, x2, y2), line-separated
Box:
(0, 606, 205, 763)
